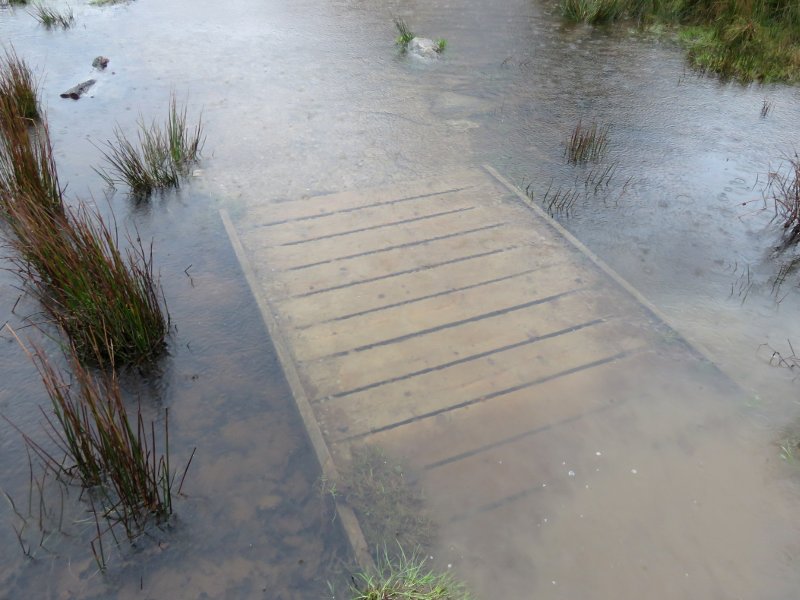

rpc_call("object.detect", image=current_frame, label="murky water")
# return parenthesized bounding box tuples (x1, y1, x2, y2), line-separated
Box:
(3, 0, 800, 597)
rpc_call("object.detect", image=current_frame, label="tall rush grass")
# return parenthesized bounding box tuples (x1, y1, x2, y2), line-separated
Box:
(0, 47, 40, 122)
(565, 120, 610, 164)
(97, 95, 203, 197)
(7, 334, 192, 565)
(7, 197, 169, 366)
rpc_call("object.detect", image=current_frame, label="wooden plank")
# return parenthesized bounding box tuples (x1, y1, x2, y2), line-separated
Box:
(276, 245, 568, 329)
(242, 184, 488, 247)
(242, 202, 505, 270)
(240, 169, 488, 226)
(288, 260, 600, 362)
(319, 319, 647, 441)
(349, 349, 651, 469)
(251, 221, 549, 299)
(302, 288, 614, 398)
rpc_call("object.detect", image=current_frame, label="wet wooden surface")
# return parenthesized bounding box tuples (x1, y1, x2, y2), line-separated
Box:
(223, 167, 784, 599)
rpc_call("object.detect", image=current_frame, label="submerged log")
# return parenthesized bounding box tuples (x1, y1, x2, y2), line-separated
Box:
(60, 79, 96, 100)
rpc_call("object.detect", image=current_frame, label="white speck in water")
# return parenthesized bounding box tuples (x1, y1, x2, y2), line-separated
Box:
(631, 469, 638, 474)
(585, 484, 589, 489)
(542, 483, 547, 488)
(596, 451, 602, 456)
(580, 514, 584, 518)
(562, 461, 566, 465)
(448, 564, 452, 569)
(543, 517, 548, 523)
(596, 467, 600, 472)
(498, 460, 502, 464)
(568, 470, 576, 477)
(552, 580, 557, 585)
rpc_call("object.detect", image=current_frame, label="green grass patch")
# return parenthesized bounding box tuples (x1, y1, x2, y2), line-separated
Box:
(348, 547, 472, 600)
(559, 0, 800, 83)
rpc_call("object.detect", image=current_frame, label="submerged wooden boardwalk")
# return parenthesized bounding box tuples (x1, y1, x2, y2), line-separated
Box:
(222, 167, 773, 599)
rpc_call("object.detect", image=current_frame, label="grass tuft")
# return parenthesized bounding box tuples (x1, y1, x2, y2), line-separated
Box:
(97, 95, 204, 197)
(6, 334, 193, 566)
(394, 17, 415, 48)
(565, 120, 610, 164)
(0, 94, 63, 216)
(31, 3, 74, 28)
(0, 47, 39, 122)
(435, 39, 447, 53)
(349, 547, 471, 600)
(6, 198, 169, 366)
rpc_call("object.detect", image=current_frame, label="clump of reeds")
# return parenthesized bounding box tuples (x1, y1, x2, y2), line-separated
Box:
(0, 98, 63, 216)
(7, 334, 193, 567)
(31, 3, 74, 28)
(349, 547, 472, 600)
(561, 0, 625, 24)
(7, 198, 169, 366)
(96, 95, 204, 197)
(767, 154, 800, 244)
(0, 47, 40, 122)
(394, 17, 415, 48)
(565, 120, 610, 164)
(760, 97, 773, 117)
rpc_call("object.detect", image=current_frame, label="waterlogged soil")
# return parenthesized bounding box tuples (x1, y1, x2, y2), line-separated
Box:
(2, 0, 800, 597)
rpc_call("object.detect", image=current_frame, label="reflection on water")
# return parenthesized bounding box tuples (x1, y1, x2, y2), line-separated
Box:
(2, 0, 800, 596)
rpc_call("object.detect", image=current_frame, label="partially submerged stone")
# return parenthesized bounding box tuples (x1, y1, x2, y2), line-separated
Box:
(60, 79, 95, 100)
(92, 56, 109, 70)
(408, 37, 440, 59)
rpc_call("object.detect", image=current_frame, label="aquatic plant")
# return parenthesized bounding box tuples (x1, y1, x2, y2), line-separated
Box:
(435, 39, 447, 53)
(31, 3, 74, 28)
(342, 445, 434, 558)
(0, 93, 63, 215)
(97, 95, 204, 196)
(766, 154, 800, 244)
(565, 120, 610, 164)
(559, 0, 800, 83)
(6, 334, 192, 567)
(0, 47, 40, 122)
(760, 97, 773, 117)
(394, 17, 415, 48)
(349, 547, 472, 600)
(6, 197, 169, 366)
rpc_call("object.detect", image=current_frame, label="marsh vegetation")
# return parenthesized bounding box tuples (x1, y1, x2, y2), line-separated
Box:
(560, 0, 800, 83)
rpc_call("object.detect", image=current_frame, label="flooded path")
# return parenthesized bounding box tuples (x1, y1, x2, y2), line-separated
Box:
(225, 166, 798, 598)
(2, 0, 800, 597)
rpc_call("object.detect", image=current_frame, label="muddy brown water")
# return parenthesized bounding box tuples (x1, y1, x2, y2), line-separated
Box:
(2, 0, 800, 597)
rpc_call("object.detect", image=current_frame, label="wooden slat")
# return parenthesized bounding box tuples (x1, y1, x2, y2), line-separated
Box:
(318, 319, 646, 441)
(302, 288, 610, 398)
(276, 245, 567, 328)
(288, 260, 599, 361)
(239, 169, 488, 226)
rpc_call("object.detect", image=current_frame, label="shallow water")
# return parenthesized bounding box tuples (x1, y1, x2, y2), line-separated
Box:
(2, 0, 800, 597)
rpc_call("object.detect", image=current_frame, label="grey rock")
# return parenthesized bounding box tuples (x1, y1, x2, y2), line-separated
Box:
(408, 37, 440, 59)
(60, 79, 96, 100)
(92, 56, 109, 70)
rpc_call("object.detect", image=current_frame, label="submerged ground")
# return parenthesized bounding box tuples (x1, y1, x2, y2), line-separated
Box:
(2, 0, 800, 597)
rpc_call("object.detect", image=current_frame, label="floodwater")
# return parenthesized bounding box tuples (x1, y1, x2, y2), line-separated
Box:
(2, 0, 800, 597)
